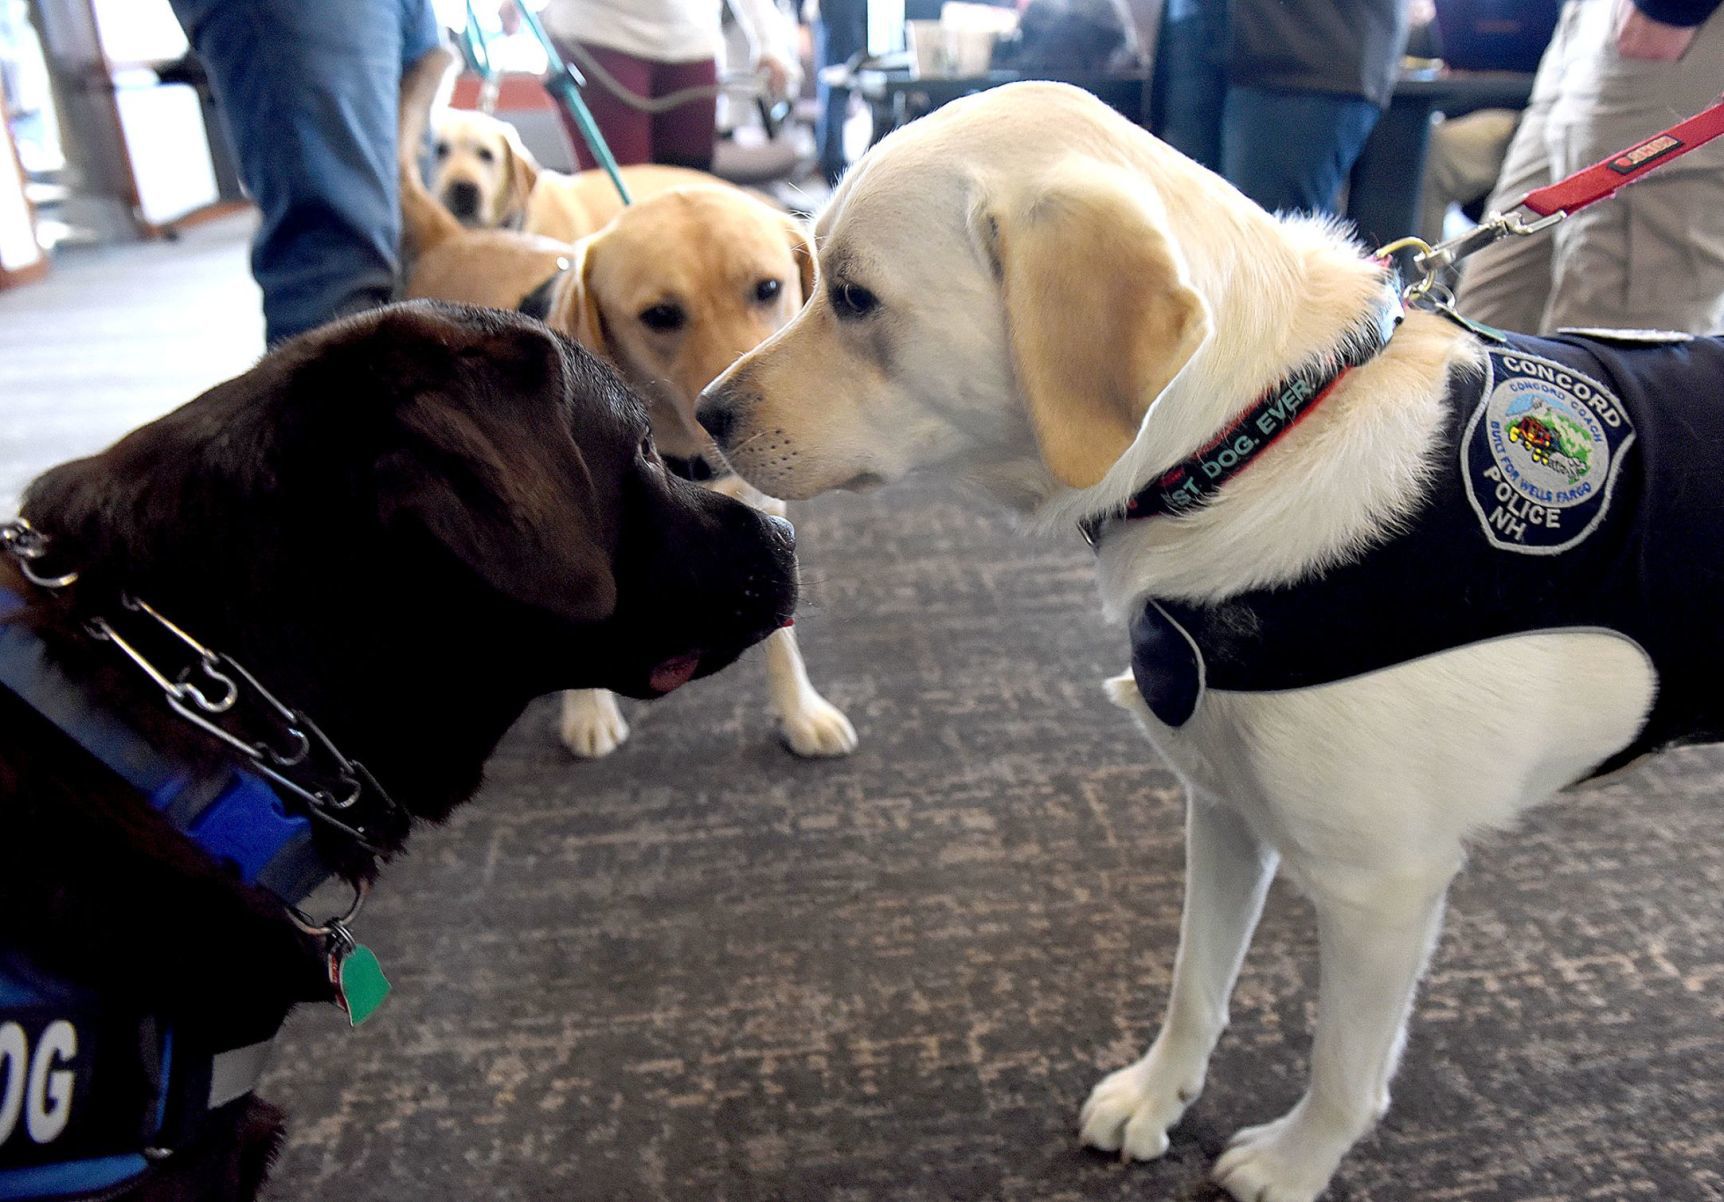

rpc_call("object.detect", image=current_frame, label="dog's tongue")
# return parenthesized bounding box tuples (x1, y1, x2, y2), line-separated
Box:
(650, 654, 700, 694)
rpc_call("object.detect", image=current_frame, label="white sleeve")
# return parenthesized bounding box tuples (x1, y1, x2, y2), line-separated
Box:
(725, 0, 794, 58)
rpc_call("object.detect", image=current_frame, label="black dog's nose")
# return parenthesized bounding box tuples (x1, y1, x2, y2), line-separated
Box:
(697, 397, 736, 447)
(766, 514, 796, 552)
(443, 180, 480, 219)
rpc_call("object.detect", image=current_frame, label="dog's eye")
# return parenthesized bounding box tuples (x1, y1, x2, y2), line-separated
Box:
(639, 436, 660, 468)
(639, 303, 686, 332)
(831, 282, 879, 320)
(754, 278, 782, 303)
(434, 141, 451, 160)
(476, 145, 496, 164)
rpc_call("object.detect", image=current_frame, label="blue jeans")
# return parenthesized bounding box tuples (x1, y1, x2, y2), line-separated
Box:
(814, 0, 868, 185)
(1156, 13, 1382, 216)
(169, 0, 442, 343)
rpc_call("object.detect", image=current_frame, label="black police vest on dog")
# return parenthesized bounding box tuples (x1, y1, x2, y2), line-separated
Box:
(1130, 330, 1724, 772)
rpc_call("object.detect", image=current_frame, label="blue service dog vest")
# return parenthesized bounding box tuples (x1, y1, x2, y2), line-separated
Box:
(0, 583, 384, 1199)
(1131, 330, 1724, 773)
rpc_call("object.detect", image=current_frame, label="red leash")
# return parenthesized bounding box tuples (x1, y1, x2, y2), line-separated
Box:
(1520, 95, 1724, 217)
(1387, 93, 1724, 288)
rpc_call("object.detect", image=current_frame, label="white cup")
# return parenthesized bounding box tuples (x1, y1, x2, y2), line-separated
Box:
(942, 25, 998, 75)
(906, 20, 946, 76)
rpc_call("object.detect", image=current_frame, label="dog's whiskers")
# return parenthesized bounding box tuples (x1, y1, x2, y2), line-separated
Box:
(728, 429, 771, 456)
(791, 572, 831, 608)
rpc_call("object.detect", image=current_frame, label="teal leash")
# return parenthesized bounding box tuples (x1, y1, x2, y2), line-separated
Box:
(514, 3, 634, 206)
(461, 0, 500, 112)
(460, 0, 633, 205)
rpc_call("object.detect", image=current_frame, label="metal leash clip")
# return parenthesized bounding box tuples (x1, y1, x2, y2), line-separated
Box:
(1377, 95, 1724, 309)
(1377, 208, 1566, 311)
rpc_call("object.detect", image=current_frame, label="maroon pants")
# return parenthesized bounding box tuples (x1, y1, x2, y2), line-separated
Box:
(554, 41, 719, 170)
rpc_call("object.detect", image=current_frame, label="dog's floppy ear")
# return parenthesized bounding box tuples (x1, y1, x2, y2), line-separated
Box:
(784, 217, 817, 305)
(545, 233, 610, 357)
(365, 309, 618, 624)
(498, 123, 541, 226)
(976, 165, 1209, 490)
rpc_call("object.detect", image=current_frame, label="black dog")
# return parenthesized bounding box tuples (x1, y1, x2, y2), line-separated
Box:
(0, 302, 796, 1200)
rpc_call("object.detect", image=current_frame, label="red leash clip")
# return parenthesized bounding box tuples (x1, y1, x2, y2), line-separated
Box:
(1386, 93, 1724, 293)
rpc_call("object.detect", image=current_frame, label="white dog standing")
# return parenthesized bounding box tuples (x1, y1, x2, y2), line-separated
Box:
(695, 82, 1723, 1201)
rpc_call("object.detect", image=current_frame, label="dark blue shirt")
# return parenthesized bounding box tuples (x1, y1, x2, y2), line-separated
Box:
(1634, 0, 1723, 27)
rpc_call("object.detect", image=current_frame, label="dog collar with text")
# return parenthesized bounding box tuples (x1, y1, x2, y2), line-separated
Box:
(0, 946, 277, 1201)
(0, 600, 285, 1201)
(1080, 284, 1404, 546)
(0, 571, 401, 1196)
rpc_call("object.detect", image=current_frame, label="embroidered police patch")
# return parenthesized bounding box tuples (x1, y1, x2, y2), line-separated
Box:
(1462, 349, 1635, 554)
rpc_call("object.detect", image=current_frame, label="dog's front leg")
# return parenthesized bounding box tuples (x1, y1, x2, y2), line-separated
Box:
(1212, 865, 1455, 1202)
(763, 624, 858, 757)
(710, 477, 858, 758)
(559, 688, 630, 757)
(1080, 796, 1277, 1160)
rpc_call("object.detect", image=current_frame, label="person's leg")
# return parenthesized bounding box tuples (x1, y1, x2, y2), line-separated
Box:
(1538, 0, 1724, 332)
(1153, 1, 1227, 171)
(816, 0, 869, 184)
(170, 0, 415, 343)
(649, 57, 719, 170)
(1453, 0, 1575, 332)
(1417, 107, 1519, 245)
(555, 41, 654, 168)
(1220, 88, 1381, 215)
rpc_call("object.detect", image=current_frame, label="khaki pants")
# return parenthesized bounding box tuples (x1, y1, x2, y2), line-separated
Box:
(1419, 108, 1519, 245)
(1455, 0, 1724, 334)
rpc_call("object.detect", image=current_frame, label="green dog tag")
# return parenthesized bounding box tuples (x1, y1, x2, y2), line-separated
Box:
(337, 944, 391, 1026)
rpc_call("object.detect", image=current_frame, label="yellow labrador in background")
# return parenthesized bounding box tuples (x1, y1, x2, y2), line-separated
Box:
(401, 55, 855, 761)
(429, 106, 714, 242)
(402, 139, 724, 312)
(544, 187, 858, 760)
(429, 107, 539, 228)
(698, 82, 1687, 1201)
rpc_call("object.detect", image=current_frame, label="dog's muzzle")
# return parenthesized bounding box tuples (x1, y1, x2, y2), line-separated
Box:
(443, 180, 481, 221)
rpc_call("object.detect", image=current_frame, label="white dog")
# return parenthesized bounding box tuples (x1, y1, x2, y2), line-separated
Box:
(695, 82, 1723, 1201)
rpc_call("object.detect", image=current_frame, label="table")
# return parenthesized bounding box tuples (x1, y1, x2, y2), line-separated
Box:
(851, 68, 1151, 146)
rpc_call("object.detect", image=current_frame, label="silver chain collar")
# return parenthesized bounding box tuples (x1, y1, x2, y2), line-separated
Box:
(1, 516, 408, 857)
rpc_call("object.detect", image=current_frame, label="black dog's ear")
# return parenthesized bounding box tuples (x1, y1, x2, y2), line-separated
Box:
(377, 398, 619, 625)
(19, 368, 263, 593)
(352, 307, 620, 625)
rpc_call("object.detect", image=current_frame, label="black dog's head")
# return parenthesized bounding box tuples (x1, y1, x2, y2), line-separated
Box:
(308, 302, 800, 700)
(21, 302, 797, 815)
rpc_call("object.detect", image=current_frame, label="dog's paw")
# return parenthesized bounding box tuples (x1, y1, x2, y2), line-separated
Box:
(1212, 1106, 1350, 1202)
(1078, 1053, 1205, 1162)
(560, 689, 630, 758)
(779, 693, 858, 758)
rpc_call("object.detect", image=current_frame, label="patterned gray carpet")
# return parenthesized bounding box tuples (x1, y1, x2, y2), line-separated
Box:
(259, 479, 1724, 1202)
